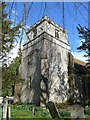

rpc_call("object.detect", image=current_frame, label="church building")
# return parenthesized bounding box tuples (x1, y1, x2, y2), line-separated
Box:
(21, 16, 70, 106)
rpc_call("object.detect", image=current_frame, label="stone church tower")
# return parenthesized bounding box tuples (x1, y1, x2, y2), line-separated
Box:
(21, 16, 70, 106)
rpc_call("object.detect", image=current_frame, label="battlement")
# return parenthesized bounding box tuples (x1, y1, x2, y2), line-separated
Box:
(26, 16, 68, 44)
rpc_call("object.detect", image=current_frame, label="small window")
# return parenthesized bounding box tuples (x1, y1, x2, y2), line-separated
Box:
(27, 76, 32, 89)
(33, 27, 37, 38)
(55, 29, 59, 38)
(57, 52, 61, 63)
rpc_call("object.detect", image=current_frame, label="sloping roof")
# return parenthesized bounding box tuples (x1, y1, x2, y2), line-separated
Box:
(73, 58, 86, 66)
(74, 58, 87, 74)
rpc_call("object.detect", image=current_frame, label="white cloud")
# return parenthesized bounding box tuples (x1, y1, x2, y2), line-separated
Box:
(72, 51, 87, 62)
(8, 44, 19, 63)
(77, 39, 85, 46)
(12, 10, 17, 16)
(25, 25, 30, 29)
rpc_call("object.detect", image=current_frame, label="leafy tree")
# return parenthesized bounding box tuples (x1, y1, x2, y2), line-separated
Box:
(77, 24, 90, 63)
(2, 55, 23, 96)
(0, 2, 21, 67)
(77, 24, 90, 105)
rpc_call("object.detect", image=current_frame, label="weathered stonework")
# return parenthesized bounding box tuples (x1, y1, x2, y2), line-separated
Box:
(21, 16, 70, 106)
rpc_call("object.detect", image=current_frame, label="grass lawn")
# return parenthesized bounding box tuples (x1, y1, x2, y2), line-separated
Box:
(10, 104, 51, 118)
(10, 104, 90, 119)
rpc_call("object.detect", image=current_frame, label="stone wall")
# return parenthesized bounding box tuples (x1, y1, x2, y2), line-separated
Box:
(21, 16, 70, 106)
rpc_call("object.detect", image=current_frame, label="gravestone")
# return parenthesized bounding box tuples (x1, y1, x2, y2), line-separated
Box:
(67, 104, 84, 119)
(46, 101, 63, 119)
(3, 97, 8, 119)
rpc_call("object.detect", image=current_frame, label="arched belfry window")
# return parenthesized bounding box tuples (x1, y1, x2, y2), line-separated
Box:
(55, 29, 59, 39)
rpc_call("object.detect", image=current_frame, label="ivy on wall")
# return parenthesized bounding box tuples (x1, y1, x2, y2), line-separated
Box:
(67, 52, 75, 103)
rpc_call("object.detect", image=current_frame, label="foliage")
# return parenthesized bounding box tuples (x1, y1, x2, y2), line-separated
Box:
(59, 111, 70, 120)
(85, 106, 90, 115)
(2, 56, 22, 96)
(77, 25, 90, 105)
(77, 24, 90, 63)
(68, 52, 75, 103)
(0, 2, 21, 66)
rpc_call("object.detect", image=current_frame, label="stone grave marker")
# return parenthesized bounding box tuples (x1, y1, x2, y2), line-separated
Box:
(66, 104, 84, 119)
(46, 101, 63, 119)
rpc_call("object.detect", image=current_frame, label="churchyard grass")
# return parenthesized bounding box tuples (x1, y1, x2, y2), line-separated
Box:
(9, 104, 90, 119)
(10, 104, 51, 118)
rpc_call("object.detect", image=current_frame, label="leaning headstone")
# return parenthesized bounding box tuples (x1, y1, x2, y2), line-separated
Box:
(67, 104, 84, 119)
(46, 101, 63, 119)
